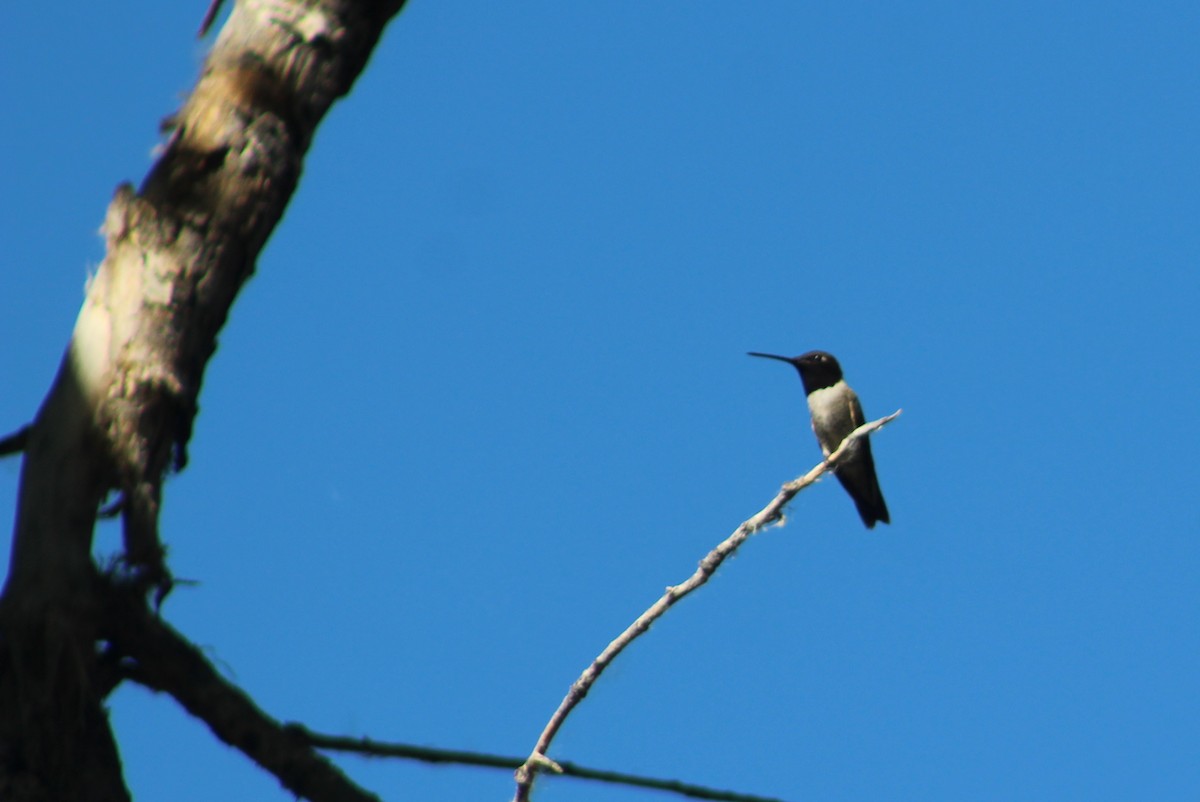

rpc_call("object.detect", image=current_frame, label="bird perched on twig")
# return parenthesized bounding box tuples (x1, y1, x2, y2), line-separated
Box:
(748, 350, 890, 528)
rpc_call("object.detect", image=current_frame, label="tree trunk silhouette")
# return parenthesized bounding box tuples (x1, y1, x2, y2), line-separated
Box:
(0, 2, 407, 799)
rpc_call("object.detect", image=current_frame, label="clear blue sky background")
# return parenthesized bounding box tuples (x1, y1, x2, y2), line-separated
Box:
(2, 2, 1197, 800)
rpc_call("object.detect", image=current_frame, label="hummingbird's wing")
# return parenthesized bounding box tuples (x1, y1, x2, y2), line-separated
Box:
(847, 393, 865, 428)
(834, 392, 890, 528)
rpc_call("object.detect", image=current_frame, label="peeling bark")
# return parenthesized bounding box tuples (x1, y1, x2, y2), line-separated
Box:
(0, 2, 407, 799)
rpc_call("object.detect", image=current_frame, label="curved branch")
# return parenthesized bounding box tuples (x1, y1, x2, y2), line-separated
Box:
(512, 410, 903, 802)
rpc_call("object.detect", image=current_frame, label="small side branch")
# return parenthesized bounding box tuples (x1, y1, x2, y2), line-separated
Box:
(512, 410, 902, 802)
(197, 0, 227, 37)
(0, 424, 30, 457)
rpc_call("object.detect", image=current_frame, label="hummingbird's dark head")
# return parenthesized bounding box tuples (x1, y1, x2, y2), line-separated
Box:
(749, 350, 843, 394)
(795, 351, 843, 393)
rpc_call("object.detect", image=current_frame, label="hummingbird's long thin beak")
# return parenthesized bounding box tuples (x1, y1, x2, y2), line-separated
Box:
(747, 351, 794, 363)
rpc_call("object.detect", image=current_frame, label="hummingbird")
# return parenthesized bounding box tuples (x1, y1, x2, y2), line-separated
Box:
(748, 350, 890, 528)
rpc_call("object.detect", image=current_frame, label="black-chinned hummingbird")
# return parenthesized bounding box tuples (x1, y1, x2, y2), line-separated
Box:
(748, 350, 890, 528)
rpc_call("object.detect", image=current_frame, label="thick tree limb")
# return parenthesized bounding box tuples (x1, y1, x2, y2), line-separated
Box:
(0, 2, 408, 799)
(512, 411, 903, 802)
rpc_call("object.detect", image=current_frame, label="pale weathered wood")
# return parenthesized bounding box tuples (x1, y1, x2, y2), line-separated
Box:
(0, 2, 407, 799)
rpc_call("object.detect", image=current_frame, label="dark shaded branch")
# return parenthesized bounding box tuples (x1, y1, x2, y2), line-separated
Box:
(550, 761, 787, 802)
(296, 726, 786, 802)
(98, 579, 380, 802)
(0, 425, 29, 457)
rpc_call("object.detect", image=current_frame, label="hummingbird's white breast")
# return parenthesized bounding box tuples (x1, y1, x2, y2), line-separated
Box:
(805, 380, 862, 457)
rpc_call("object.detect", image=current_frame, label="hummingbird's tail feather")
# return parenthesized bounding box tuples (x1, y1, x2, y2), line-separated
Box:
(833, 441, 890, 529)
(847, 484, 890, 529)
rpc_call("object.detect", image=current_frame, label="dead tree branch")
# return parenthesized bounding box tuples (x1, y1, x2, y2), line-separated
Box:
(98, 579, 380, 802)
(0, 425, 29, 457)
(512, 410, 903, 802)
(295, 725, 786, 802)
(0, 2, 409, 799)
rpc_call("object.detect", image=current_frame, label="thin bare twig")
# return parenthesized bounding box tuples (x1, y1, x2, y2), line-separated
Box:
(197, 0, 227, 37)
(295, 725, 786, 802)
(512, 410, 902, 802)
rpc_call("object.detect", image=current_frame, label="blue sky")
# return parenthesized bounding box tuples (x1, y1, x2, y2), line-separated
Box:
(3, 2, 1198, 800)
